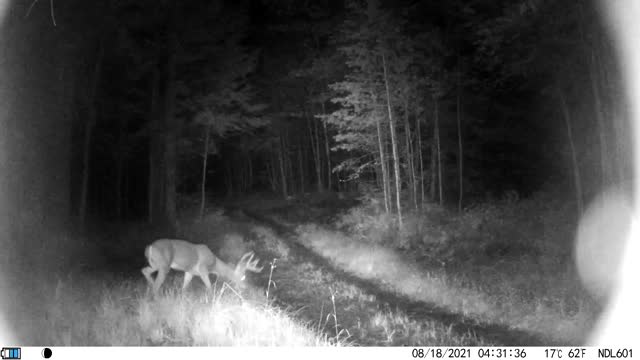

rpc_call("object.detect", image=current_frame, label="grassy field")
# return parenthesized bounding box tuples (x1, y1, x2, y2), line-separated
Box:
(259, 189, 600, 344)
(3, 190, 599, 345)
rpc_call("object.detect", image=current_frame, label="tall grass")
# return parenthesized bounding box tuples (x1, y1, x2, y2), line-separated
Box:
(294, 189, 598, 344)
(21, 273, 335, 346)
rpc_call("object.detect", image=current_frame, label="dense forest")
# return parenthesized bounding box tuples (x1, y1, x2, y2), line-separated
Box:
(0, 0, 635, 347)
(2, 0, 631, 229)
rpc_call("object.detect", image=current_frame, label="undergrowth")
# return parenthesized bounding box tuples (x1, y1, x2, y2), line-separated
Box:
(295, 189, 599, 344)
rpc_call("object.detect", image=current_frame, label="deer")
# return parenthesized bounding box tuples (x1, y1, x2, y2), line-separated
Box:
(141, 239, 263, 295)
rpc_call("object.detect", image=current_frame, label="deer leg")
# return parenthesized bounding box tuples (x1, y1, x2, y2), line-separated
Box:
(199, 272, 212, 290)
(141, 266, 156, 286)
(153, 268, 168, 295)
(182, 272, 194, 290)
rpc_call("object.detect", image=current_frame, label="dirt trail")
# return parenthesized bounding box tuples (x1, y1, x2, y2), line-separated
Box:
(235, 207, 554, 346)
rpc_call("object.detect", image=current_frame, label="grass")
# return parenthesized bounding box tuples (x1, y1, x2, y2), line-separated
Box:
(4, 190, 593, 346)
(284, 189, 600, 344)
(15, 272, 336, 346)
(257, 236, 495, 346)
(2, 211, 335, 346)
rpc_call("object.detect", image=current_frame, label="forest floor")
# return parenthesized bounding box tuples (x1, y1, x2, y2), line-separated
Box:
(6, 191, 599, 345)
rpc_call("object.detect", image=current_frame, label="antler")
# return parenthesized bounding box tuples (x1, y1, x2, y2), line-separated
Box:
(239, 251, 264, 273)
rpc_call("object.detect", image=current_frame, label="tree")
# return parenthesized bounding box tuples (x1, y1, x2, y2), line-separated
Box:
(184, 9, 267, 216)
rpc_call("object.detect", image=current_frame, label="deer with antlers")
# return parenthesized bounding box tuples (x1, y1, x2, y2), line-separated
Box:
(141, 238, 263, 294)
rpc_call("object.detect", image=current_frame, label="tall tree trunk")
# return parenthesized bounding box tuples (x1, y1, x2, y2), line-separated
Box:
(199, 123, 211, 220)
(429, 121, 437, 201)
(376, 112, 390, 213)
(267, 157, 277, 192)
(404, 94, 417, 210)
(313, 112, 323, 191)
(284, 131, 294, 194)
(278, 136, 288, 198)
(79, 39, 105, 227)
(558, 88, 584, 215)
(456, 62, 464, 213)
(321, 102, 332, 191)
(416, 107, 425, 207)
(382, 53, 403, 227)
(307, 110, 323, 192)
(298, 146, 305, 193)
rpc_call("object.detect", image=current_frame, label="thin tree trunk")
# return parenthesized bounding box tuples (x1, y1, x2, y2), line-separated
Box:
(435, 97, 443, 205)
(404, 94, 417, 210)
(284, 131, 294, 194)
(267, 156, 277, 193)
(199, 124, 211, 220)
(321, 102, 332, 191)
(307, 110, 323, 192)
(79, 40, 105, 227)
(313, 112, 323, 191)
(416, 107, 425, 207)
(376, 113, 390, 213)
(298, 146, 305, 193)
(374, 157, 382, 193)
(429, 117, 437, 202)
(382, 53, 403, 227)
(279, 136, 288, 198)
(558, 88, 584, 215)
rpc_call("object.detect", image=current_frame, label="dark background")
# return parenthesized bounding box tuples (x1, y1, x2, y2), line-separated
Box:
(0, 0, 631, 247)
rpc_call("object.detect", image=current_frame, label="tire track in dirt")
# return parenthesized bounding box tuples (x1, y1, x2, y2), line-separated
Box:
(235, 207, 556, 346)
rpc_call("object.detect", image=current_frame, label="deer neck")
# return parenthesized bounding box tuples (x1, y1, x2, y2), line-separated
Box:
(213, 258, 241, 282)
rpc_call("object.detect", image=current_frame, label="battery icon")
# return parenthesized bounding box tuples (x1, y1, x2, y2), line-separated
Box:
(1, 347, 20, 359)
